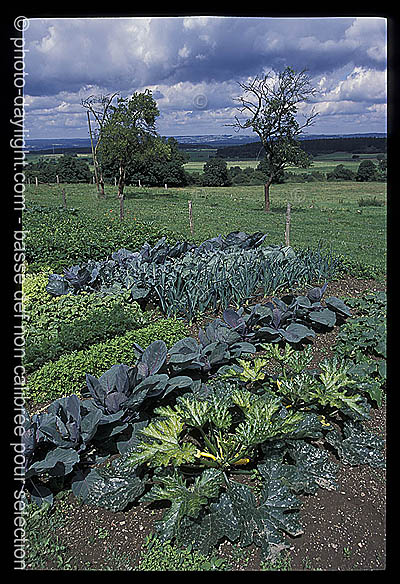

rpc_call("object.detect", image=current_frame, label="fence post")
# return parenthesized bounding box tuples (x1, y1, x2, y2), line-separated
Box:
(62, 187, 67, 209)
(285, 202, 291, 247)
(188, 200, 194, 236)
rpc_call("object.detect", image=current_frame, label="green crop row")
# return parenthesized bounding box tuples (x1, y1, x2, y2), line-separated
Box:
(23, 272, 154, 372)
(26, 318, 188, 404)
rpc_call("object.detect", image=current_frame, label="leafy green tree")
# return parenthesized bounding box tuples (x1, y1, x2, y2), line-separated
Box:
(256, 158, 285, 184)
(377, 157, 387, 181)
(230, 67, 318, 211)
(156, 137, 190, 186)
(134, 137, 189, 186)
(25, 159, 58, 183)
(326, 164, 356, 181)
(56, 154, 92, 183)
(25, 155, 91, 184)
(356, 159, 379, 182)
(98, 90, 167, 219)
(202, 157, 232, 187)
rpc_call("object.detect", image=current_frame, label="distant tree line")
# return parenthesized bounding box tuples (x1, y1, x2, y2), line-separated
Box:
(214, 136, 387, 160)
(25, 154, 92, 183)
(24, 140, 190, 187)
(25, 150, 386, 187)
(187, 157, 386, 186)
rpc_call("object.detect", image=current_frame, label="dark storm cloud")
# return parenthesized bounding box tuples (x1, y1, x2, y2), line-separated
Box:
(22, 16, 387, 137)
(24, 16, 386, 96)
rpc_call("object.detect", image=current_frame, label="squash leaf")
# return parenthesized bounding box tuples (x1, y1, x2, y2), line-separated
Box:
(142, 468, 224, 542)
(179, 465, 303, 560)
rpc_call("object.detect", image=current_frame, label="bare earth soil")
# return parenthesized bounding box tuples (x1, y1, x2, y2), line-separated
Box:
(27, 276, 388, 571)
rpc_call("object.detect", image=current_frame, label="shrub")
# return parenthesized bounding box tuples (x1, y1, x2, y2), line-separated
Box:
(327, 164, 355, 181)
(26, 318, 188, 403)
(356, 159, 379, 182)
(358, 196, 384, 207)
(25, 154, 92, 184)
(202, 158, 232, 187)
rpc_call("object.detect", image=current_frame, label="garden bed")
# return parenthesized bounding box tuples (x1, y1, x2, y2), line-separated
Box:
(24, 275, 387, 571)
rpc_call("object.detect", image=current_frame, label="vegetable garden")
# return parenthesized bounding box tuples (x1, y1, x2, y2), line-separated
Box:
(21, 182, 386, 571)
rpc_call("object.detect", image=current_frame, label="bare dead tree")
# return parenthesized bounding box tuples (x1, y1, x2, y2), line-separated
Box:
(228, 67, 319, 212)
(81, 92, 119, 197)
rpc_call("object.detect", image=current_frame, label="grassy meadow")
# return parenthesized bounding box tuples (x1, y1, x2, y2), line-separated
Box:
(24, 178, 386, 277)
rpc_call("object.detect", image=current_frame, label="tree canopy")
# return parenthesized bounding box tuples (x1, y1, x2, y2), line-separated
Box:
(230, 67, 318, 211)
(97, 90, 168, 218)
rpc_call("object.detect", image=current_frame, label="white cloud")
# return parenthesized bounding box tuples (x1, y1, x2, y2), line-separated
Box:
(344, 17, 387, 64)
(22, 16, 387, 138)
(318, 67, 386, 104)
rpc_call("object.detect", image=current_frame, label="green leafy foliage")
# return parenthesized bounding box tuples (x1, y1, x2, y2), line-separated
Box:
(334, 291, 387, 406)
(23, 203, 180, 273)
(24, 290, 151, 372)
(22, 269, 385, 561)
(44, 232, 343, 321)
(25, 154, 92, 183)
(137, 533, 227, 571)
(128, 409, 198, 467)
(179, 465, 303, 560)
(26, 319, 188, 403)
(142, 469, 224, 541)
(326, 420, 385, 468)
(79, 454, 146, 512)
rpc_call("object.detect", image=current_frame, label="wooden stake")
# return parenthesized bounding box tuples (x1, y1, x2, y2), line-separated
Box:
(188, 200, 194, 236)
(61, 187, 67, 209)
(285, 202, 291, 247)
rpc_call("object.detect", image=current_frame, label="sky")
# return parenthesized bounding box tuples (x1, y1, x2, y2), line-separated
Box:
(22, 15, 388, 139)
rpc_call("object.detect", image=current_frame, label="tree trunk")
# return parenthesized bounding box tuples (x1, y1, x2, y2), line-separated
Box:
(99, 172, 105, 197)
(264, 177, 273, 212)
(87, 111, 102, 197)
(118, 164, 126, 221)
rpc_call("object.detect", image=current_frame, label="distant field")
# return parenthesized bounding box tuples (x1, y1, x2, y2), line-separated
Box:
(27, 149, 384, 177)
(24, 179, 386, 276)
(184, 152, 385, 175)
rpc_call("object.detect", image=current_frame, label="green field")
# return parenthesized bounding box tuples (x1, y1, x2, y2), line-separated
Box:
(184, 152, 385, 175)
(24, 179, 386, 276)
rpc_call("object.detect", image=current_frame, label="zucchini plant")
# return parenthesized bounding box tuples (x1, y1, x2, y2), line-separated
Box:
(21, 283, 385, 561)
(78, 363, 384, 561)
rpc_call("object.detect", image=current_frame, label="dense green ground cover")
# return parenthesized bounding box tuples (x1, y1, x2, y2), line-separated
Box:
(24, 180, 386, 277)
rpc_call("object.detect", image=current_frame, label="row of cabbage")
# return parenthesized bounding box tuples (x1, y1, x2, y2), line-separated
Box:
(45, 231, 343, 321)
